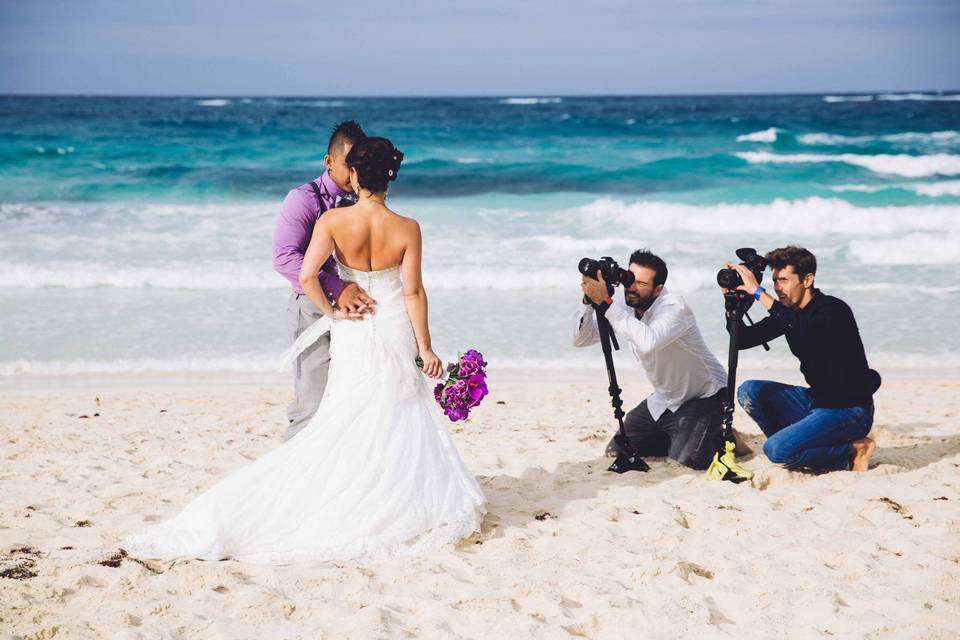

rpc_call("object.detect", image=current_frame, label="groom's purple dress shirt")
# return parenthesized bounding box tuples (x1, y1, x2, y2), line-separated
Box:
(272, 171, 347, 299)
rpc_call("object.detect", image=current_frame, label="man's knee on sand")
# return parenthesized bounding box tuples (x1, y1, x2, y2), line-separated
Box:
(762, 433, 800, 467)
(737, 379, 767, 418)
(674, 445, 714, 471)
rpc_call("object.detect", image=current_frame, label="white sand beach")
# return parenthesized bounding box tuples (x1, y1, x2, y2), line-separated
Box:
(1, 377, 958, 639)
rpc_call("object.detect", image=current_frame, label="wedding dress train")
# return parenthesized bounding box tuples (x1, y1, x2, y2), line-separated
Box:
(125, 262, 486, 564)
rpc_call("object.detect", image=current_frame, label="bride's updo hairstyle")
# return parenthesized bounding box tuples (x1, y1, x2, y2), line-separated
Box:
(345, 136, 404, 194)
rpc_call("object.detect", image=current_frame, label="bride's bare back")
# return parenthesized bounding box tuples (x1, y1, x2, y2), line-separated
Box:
(298, 197, 442, 378)
(324, 201, 417, 272)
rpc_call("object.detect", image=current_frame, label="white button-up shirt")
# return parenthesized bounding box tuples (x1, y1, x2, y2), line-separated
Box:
(573, 288, 726, 420)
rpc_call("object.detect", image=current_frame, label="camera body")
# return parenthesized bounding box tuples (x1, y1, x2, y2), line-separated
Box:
(579, 257, 636, 289)
(717, 248, 768, 290)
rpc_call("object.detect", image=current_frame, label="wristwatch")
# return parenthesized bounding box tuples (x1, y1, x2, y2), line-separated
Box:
(753, 286, 765, 301)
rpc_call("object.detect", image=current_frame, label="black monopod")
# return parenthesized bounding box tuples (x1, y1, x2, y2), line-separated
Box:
(578, 258, 650, 474)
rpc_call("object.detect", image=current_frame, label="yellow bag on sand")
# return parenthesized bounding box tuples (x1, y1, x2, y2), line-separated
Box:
(705, 440, 753, 483)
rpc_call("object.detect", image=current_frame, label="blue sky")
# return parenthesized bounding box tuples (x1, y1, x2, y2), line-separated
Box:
(1, 0, 958, 95)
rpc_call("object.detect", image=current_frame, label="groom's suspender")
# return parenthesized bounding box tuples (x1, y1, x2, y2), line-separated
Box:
(308, 181, 329, 215)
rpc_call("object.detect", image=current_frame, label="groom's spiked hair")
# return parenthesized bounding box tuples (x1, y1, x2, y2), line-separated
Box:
(328, 120, 367, 156)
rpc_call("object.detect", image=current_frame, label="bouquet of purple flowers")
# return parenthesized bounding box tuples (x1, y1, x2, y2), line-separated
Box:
(424, 349, 489, 422)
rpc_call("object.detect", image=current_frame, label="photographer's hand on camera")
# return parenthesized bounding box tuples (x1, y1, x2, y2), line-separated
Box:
(724, 262, 774, 311)
(581, 271, 612, 306)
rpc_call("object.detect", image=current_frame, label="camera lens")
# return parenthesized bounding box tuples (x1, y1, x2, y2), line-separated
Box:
(716, 268, 743, 289)
(578, 258, 600, 277)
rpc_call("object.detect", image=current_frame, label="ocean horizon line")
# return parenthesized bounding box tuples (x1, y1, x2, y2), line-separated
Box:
(2, 89, 959, 100)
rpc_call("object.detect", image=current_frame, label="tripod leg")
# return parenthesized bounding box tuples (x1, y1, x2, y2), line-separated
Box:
(594, 309, 649, 473)
(705, 293, 753, 483)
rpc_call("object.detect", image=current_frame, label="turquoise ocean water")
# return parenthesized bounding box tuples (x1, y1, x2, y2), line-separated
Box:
(2, 93, 959, 380)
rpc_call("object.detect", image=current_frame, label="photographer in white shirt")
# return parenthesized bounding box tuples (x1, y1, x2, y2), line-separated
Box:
(575, 250, 748, 470)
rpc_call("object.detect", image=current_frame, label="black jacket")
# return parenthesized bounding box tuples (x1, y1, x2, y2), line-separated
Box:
(735, 290, 881, 408)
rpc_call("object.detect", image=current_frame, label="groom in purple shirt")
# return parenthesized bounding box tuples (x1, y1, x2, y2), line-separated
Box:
(272, 120, 374, 440)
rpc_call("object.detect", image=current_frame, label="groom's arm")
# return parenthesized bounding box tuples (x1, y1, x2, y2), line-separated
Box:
(272, 188, 347, 302)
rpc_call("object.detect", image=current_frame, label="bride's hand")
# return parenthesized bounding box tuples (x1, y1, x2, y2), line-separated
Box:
(419, 350, 443, 378)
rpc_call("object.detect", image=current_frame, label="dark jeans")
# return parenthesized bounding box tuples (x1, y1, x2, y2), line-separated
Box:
(610, 389, 724, 470)
(737, 380, 873, 471)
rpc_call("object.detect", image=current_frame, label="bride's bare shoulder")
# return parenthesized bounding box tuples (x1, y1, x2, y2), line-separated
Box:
(324, 205, 353, 221)
(387, 210, 421, 237)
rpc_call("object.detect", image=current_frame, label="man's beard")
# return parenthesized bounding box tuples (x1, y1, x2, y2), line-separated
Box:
(624, 290, 655, 311)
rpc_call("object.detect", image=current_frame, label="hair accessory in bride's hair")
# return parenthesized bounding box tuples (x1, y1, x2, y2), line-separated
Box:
(346, 136, 404, 191)
(417, 349, 489, 422)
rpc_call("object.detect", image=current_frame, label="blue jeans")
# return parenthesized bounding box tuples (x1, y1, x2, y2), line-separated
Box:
(737, 380, 873, 471)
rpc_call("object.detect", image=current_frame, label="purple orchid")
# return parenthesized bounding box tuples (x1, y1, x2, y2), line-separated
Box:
(430, 349, 489, 422)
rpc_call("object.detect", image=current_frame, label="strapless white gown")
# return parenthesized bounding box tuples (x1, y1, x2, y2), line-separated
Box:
(125, 262, 486, 564)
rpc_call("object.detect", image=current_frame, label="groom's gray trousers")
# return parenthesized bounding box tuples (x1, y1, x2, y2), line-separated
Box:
(285, 292, 331, 441)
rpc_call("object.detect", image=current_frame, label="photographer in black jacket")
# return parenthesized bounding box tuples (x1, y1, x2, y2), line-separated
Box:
(724, 246, 881, 472)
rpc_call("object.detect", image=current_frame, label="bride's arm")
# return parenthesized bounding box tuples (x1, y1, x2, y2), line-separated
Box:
(401, 221, 443, 378)
(298, 218, 338, 319)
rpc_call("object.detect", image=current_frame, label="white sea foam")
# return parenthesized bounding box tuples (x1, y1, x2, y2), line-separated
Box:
(4, 349, 958, 378)
(34, 146, 76, 155)
(499, 97, 563, 105)
(877, 93, 960, 102)
(194, 99, 231, 107)
(908, 180, 960, 197)
(260, 99, 348, 107)
(0, 200, 275, 225)
(577, 197, 960, 237)
(822, 95, 874, 103)
(799, 133, 867, 145)
(831, 180, 960, 197)
(0, 261, 283, 290)
(799, 131, 960, 146)
(822, 93, 960, 103)
(6, 199, 960, 293)
(0, 354, 280, 377)
(849, 233, 960, 265)
(833, 282, 960, 296)
(884, 131, 960, 144)
(736, 127, 779, 143)
(736, 151, 960, 178)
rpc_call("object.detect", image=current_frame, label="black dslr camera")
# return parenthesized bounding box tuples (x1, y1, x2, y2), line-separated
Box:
(716, 248, 768, 289)
(578, 257, 635, 288)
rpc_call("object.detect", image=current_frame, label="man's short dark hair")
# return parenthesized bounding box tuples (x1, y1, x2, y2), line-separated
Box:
(765, 246, 817, 279)
(629, 249, 668, 287)
(328, 120, 366, 156)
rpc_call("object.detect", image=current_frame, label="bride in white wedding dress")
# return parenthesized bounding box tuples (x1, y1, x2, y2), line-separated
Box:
(125, 137, 486, 564)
